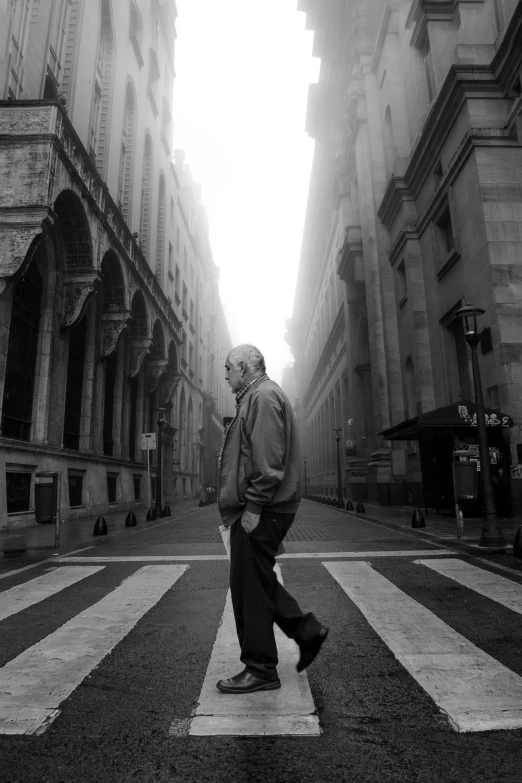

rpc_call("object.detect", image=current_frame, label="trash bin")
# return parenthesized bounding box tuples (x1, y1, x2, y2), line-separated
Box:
(34, 481, 55, 524)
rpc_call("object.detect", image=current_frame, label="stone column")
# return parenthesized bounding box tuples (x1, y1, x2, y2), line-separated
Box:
(0, 289, 13, 429)
(80, 304, 97, 453)
(113, 342, 125, 457)
(33, 234, 57, 444)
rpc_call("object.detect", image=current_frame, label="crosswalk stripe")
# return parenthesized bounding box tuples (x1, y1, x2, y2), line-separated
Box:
(324, 561, 522, 732)
(415, 558, 522, 615)
(0, 565, 187, 736)
(0, 567, 104, 623)
(56, 550, 453, 563)
(186, 564, 320, 736)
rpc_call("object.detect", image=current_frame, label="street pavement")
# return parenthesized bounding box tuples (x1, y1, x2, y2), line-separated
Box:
(0, 500, 521, 782)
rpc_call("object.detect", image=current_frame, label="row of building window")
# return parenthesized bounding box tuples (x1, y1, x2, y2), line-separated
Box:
(5, 469, 135, 516)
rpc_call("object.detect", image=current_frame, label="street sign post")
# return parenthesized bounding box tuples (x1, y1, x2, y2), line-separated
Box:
(141, 433, 156, 510)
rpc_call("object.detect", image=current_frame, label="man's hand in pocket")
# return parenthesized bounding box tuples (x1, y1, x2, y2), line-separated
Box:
(241, 510, 260, 534)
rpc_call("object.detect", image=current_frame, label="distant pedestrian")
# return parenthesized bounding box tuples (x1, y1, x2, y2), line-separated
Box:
(216, 344, 328, 694)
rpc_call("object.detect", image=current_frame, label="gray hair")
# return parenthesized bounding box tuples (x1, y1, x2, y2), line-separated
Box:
(228, 344, 266, 374)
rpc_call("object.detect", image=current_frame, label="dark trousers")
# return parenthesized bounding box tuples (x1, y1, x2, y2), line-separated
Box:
(229, 510, 322, 681)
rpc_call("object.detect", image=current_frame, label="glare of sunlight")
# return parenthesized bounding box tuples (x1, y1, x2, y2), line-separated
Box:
(173, 0, 319, 383)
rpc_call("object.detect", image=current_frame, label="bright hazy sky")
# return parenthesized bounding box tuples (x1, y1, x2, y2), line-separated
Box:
(172, 0, 319, 385)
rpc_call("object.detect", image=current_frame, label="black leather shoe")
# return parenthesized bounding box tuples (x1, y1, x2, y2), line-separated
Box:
(296, 626, 329, 672)
(216, 670, 281, 694)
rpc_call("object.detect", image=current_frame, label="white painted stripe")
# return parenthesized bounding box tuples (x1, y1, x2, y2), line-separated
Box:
(0, 546, 96, 582)
(0, 567, 104, 622)
(0, 565, 187, 735)
(57, 555, 230, 562)
(416, 559, 522, 615)
(278, 550, 453, 559)
(0, 562, 54, 581)
(57, 550, 453, 563)
(186, 564, 320, 736)
(324, 561, 522, 732)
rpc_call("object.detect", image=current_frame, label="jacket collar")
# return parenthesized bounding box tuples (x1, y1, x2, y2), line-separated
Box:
(235, 373, 269, 409)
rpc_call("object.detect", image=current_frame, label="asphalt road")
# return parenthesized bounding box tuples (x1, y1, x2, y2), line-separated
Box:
(0, 503, 521, 783)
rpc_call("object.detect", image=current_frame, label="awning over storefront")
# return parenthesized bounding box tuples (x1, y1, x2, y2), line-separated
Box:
(379, 400, 514, 441)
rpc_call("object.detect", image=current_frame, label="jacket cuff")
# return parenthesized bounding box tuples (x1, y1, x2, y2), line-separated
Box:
(246, 501, 264, 515)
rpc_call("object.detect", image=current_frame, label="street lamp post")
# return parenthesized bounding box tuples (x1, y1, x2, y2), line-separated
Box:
(155, 407, 167, 519)
(333, 428, 343, 509)
(302, 457, 308, 498)
(455, 303, 506, 549)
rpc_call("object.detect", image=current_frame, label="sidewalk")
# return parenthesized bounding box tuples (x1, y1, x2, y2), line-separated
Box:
(332, 499, 522, 552)
(0, 497, 202, 558)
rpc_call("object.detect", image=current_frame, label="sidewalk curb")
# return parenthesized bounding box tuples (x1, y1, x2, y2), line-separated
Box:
(0, 500, 205, 567)
(303, 499, 522, 569)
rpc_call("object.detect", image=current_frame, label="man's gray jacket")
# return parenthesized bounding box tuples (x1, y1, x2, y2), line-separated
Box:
(218, 377, 301, 527)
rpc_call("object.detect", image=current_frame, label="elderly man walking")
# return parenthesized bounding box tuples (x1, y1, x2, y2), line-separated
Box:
(217, 344, 328, 694)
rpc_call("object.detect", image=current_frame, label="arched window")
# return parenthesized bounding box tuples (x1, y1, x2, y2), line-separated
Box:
(1, 262, 42, 440)
(118, 81, 136, 223)
(63, 318, 87, 450)
(139, 134, 153, 260)
(155, 173, 166, 279)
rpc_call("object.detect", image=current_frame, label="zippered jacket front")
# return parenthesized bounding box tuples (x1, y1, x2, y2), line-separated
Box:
(218, 378, 301, 527)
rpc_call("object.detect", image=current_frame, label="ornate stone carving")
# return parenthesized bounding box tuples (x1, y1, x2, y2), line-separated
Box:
(146, 358, 169, 394)
(128, 338, 153, 378)
(0, 107, 52, 134)
(344, 72, 366, 127)
(0, 222, 48, 290)
(62, 271, 101, 328)
(46, 146, 59, 205)
(160, 372, 181, 406)
(100, 309, 132, 359)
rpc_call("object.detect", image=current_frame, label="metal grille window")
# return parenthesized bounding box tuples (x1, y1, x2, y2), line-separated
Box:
(2, 267, 42, 441)
(63, 319, 87, 450)
(103, 353, 117, 456)
(6, 471, 32, 514)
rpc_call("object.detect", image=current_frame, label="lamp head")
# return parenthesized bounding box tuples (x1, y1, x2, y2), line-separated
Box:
(455, 302, 485, 337)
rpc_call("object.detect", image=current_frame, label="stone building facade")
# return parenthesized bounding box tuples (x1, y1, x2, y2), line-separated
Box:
(287, 0, 522, 512)
(0, 0, 234, 531)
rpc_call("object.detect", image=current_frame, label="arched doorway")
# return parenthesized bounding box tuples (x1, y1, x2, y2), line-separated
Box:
(100, 252, 127, 457)
(55, 191, 94, 451)
(1, 254, 43, 441)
